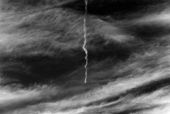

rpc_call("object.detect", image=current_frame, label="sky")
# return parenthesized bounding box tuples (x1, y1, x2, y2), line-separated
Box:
(0, 0, 170, 114)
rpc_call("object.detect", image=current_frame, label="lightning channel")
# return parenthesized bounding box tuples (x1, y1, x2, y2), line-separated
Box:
(83, 0, 88, 84)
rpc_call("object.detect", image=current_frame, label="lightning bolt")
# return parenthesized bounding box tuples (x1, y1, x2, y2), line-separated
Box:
(83, 0, 88, 84)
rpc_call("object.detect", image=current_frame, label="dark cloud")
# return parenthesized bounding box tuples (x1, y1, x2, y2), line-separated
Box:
(62, 0, 168, 19)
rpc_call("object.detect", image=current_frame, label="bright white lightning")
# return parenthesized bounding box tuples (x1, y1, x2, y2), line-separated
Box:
(83, 0, 88, 84)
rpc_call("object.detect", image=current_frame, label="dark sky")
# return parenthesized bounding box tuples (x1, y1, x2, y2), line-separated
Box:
(0, 0, 170, 114)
